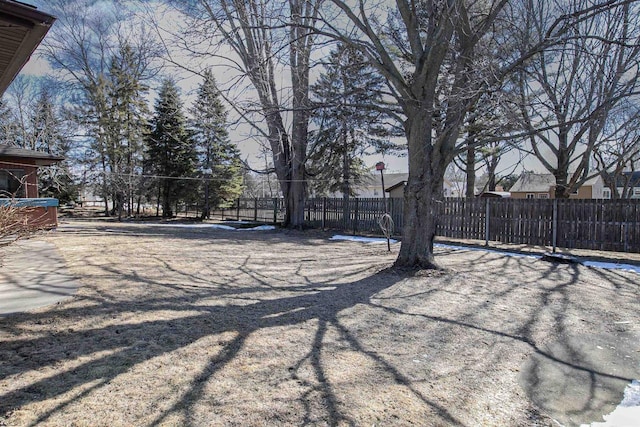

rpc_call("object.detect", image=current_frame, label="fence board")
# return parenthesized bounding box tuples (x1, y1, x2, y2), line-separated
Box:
(217, 197, 640, 253)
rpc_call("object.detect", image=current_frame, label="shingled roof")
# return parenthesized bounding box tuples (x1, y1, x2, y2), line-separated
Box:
(0, 143, 64, 165)
(510, 173, 555, 193)
(615, 171, 640, 188)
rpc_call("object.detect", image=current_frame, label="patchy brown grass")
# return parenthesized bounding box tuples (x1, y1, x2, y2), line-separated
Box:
(1, 219, 639, 426)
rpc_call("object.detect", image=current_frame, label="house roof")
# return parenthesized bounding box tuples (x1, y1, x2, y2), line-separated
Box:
(510, 173, 555, 193)
(360, 172, 408, 192)
(0, 143, 64, 165)
(385, 180, 406, 192)
(511, 172, 601, 193)
(478, 191, 511, 198)
(616, 171, 640, 187)
(0, 0, 55, 95)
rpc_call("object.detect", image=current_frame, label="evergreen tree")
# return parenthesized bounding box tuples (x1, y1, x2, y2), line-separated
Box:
(191, 69, 243, 217)
(309, 43, 394, 196)
(146, 79, 196, 217)
(0, 98, 17, 145)
(106, 43, 150, 218)
(30, 88, 78, 204)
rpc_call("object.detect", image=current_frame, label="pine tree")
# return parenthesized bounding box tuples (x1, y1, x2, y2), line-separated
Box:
(0, 98, 16, 146)
(107, 43, 150, 218)
(146, 79, 196, 217)
(309, 43, 393, 196)
(191, 70, 243, 217)
(30, 88, 78, 204)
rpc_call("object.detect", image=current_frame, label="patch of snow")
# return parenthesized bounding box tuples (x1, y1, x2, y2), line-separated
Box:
(330, 235, 398, 244)
(243, 225, 276, 231)
(433, 243, 640, 274)
(145, 223, 274, 231)
(582, 261, 640, 274)
(581, 380, 640, 427)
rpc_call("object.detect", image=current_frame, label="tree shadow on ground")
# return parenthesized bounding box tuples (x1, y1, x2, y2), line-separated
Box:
(0, 265, 465, 426)
(1, 224, 639, 426)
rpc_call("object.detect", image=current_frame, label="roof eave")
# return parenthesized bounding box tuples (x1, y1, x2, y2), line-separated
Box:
(0, 1, 56, 95)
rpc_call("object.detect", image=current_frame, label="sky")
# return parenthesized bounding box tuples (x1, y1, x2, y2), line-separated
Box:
(16, 0, 553, 178)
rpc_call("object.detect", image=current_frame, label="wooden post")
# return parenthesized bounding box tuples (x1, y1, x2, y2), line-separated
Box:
(322, 197, 327, 230)
(236, 198, 240, 221)
(623, 201, 629, 252)
(273, 198, 278, 224)
(552, 199, 558, 253)
(485, 198, 490, 246)
(353, 198, 359, 234)
(254, 198, 258, 222)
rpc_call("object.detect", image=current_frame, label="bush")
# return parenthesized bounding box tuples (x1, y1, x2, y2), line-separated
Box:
(0, 204, 43, 247)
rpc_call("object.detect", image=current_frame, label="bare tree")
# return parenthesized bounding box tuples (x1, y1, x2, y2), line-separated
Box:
(455, 89, 522, 197)
(317, 0, 631, 268)
(515, 0, 640, 198)
(169, 0, 321, 228)
(41, 0, 160, 216)
(593, 101, 640, 198)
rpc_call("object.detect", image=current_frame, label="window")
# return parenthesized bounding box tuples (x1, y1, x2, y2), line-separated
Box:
(634, 188, 640, 198)
(602, 189, 611, 199)
(0, 169, 26, 197)
(526, 193, 535, 199)
(537, 193, 549, 199)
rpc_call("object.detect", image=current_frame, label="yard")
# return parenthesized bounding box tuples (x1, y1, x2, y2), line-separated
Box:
(1, 219, 639, 426)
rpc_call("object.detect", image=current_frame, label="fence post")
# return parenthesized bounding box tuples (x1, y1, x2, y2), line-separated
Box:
(353, 198, 359, 234)
(254, 198, 258, 221)
(273, 198, 278, 224)
(485, 198, 490, 246)
(552, 199, 558, 253)
(389, 198, 394, 234)
(623, 201, 629, 252)
(322, 197, 327, 230)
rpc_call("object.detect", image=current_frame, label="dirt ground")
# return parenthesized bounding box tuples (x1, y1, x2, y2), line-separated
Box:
(1, 219, 639, 427)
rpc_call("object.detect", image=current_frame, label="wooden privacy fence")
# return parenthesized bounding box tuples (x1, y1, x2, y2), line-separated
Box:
(213, 197, 640, 253)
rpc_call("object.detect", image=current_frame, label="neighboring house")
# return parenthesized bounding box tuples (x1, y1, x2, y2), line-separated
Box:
(1, 1, 57, 227)
(0, 144, 64, 226)
(443, 179, 480, 198)
(510, 172, 605, 199)
(384, 176, 476, 198)
(385, 178, 407, 198)
(341, 172, 409, 198)
(606, 171, 640, 199)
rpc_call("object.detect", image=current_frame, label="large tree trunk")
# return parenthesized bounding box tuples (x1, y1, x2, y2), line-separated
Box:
(283, 112, 307, 228)
(162, 181, 172, 217)
(554, 129, 570, 198)
(395, 113, 445, 269)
